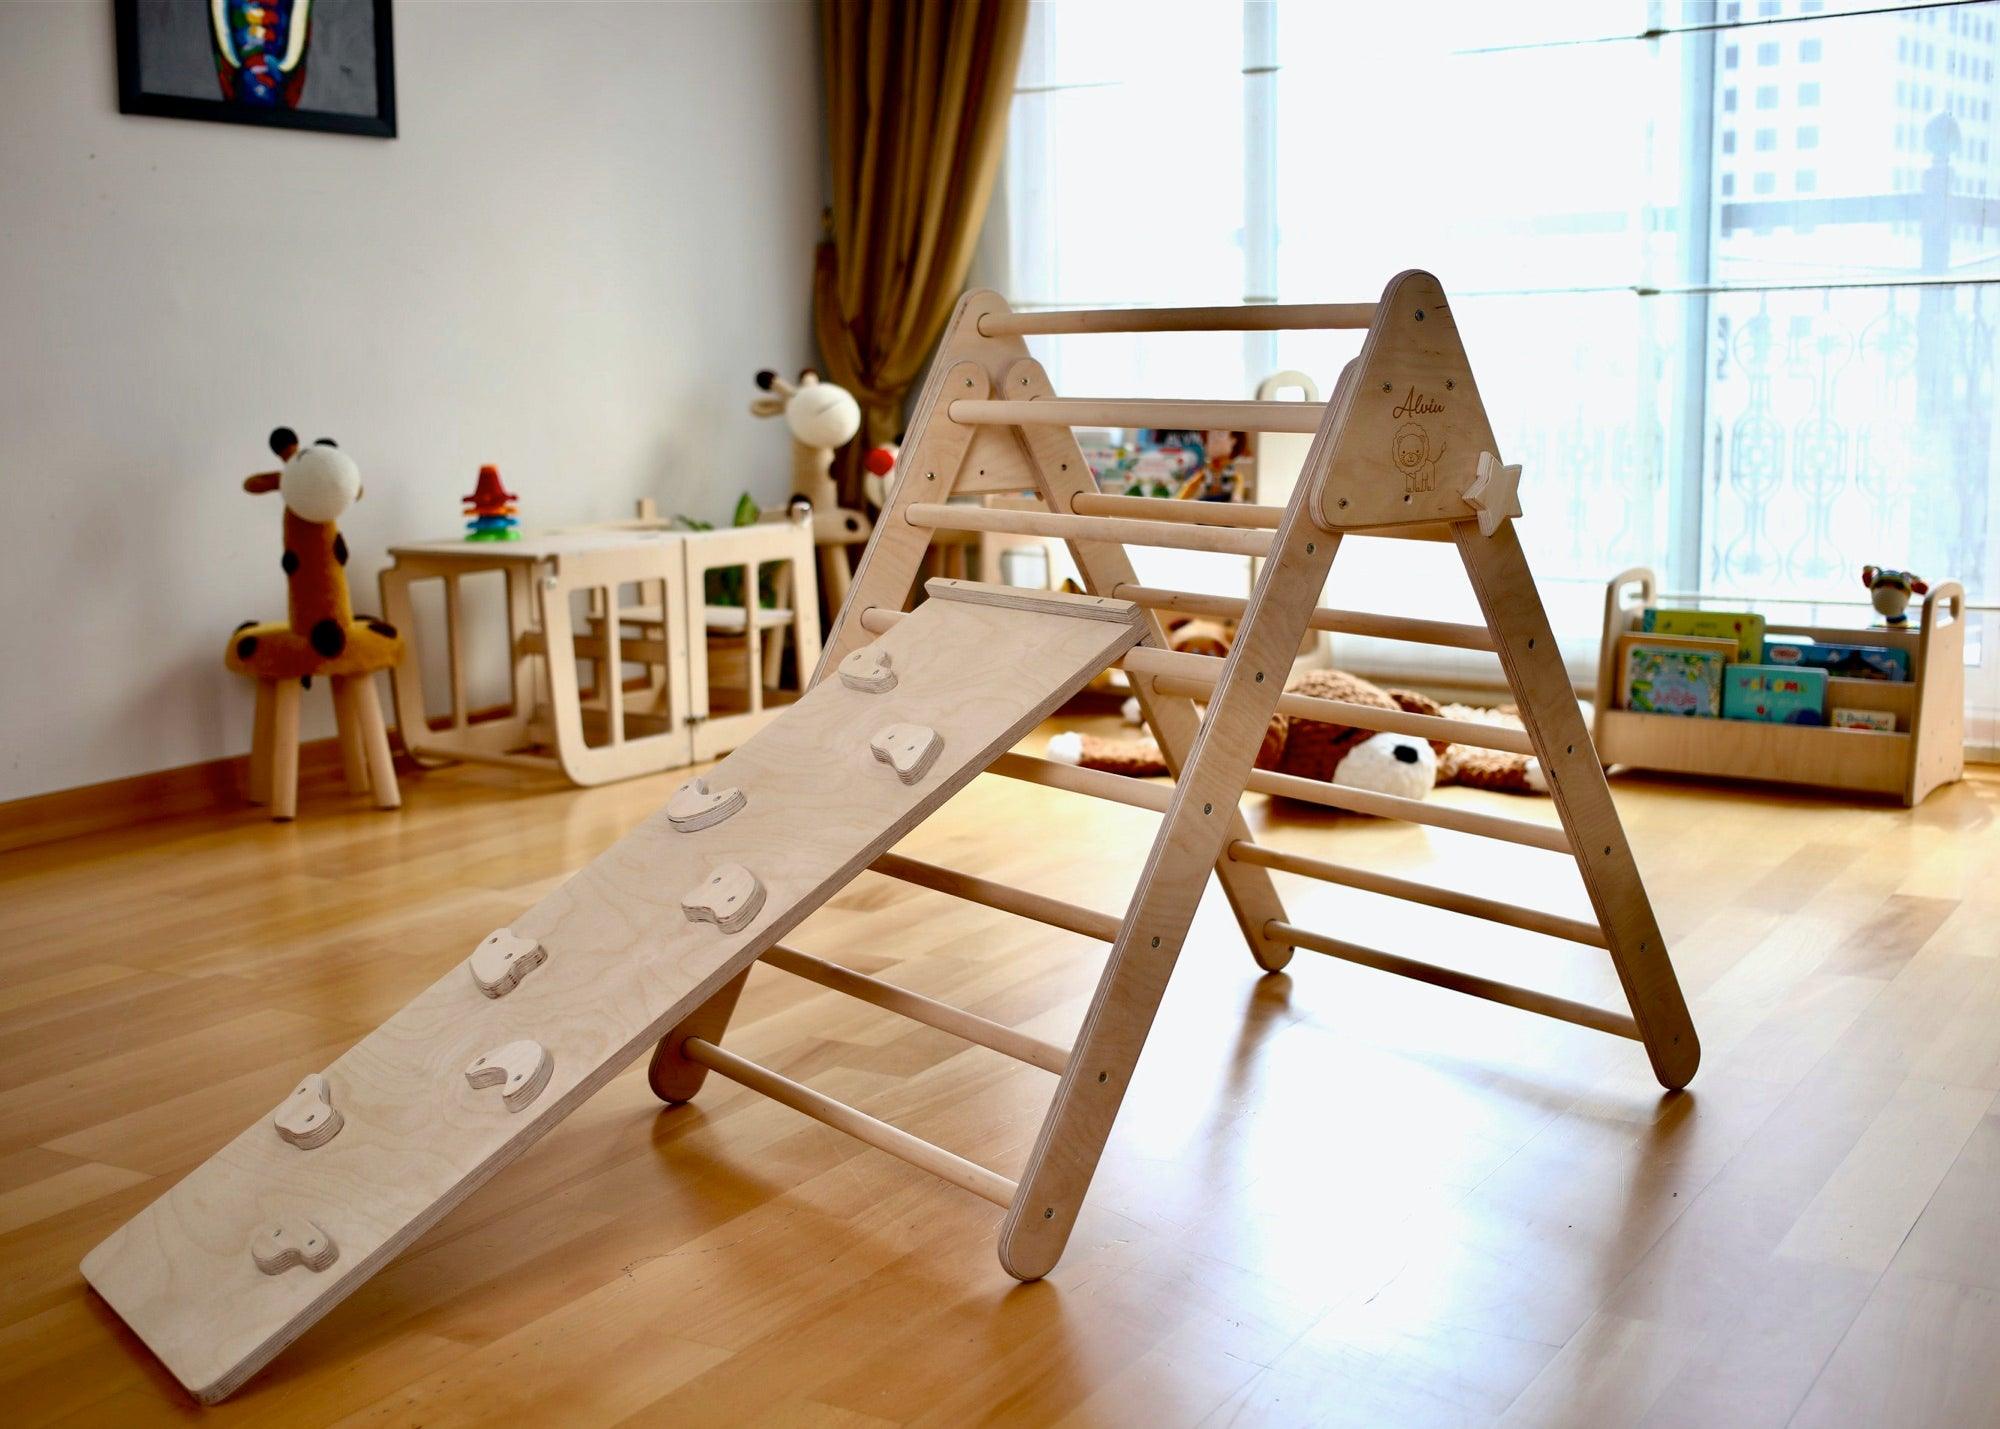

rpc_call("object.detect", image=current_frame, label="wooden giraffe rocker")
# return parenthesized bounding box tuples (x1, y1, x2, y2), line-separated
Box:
(91, 274, 1698, 1403)
(224, 427, 403, 819)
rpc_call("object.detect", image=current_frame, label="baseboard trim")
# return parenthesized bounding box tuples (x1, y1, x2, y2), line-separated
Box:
(0, 738, 354, 856)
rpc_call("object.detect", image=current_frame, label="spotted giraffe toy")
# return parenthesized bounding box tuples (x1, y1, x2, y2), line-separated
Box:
(225, 427, 403, 681)
(225, 427, 403, 818)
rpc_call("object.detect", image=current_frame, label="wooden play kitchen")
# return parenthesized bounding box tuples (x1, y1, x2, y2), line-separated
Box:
(85, 272, 1703, 1403)
(376, 518, 820, 786)
(1593, 567, 1964, 806)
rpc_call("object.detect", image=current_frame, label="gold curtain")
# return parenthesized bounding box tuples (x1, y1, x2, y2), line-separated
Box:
(814, 0, 1028, 502)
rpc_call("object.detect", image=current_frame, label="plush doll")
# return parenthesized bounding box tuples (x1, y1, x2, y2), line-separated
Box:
(752, 367, 872, 613)
(224, 427, 403, 682)
(1048, 667, 1549, 803)
(1862, 565, 1928, 626)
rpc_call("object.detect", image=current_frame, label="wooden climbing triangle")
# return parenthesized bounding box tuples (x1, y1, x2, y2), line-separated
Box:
(83, 271, 1698, 1402)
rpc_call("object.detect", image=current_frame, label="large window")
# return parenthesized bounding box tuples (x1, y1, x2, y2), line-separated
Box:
(1002, 0, 1997, 744)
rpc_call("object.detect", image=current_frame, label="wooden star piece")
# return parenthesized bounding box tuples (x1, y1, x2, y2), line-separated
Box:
(1464, 451, 1523, 537)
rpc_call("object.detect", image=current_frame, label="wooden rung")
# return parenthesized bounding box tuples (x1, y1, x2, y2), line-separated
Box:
(976, 301, 1376, 337)
(1109, 584, 1497, 652)
(1266, 922, 1640, 1040)
(1245, 768, 1574, 853)
(1069, 493, 1284, 530)
(760, 943, 1070, 1074)
(1119, 648, 1536, 756)
(858, 606, 902, 636)
(681, 1038, 1019, 1207)
(906, 503, 1273, 558)
(986, 752, 1174, 813)
(871, 852, 1121, 942)
(1228, 841, 1607, 947)
(946, 399, 1325, 435)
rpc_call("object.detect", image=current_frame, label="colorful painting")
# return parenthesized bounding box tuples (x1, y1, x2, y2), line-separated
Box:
(115, 0, 396, 139)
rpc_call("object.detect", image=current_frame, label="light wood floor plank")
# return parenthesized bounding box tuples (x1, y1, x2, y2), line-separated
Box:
(0, 738, 1994, 1423)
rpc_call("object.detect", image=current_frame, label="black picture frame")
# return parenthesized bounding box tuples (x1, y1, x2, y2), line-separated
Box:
(114, 0, 397, 139)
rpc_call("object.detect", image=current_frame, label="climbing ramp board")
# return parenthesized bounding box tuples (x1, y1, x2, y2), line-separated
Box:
(82, 582, 1145, 1403)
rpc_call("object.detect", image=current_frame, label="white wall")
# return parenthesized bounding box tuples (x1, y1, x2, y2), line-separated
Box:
(0, 0, 824, 802)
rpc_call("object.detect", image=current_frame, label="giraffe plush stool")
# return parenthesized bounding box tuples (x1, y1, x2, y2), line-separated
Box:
(225, 427, 404, 821)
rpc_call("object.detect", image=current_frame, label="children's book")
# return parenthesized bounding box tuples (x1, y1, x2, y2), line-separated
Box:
(1831, 706, 1897, 731)
(1723, 665, 1827, 724)
(1641, 608, 1766, 663)
(1762, 636, 1910, 682)
(1621, 638, 1728, 717)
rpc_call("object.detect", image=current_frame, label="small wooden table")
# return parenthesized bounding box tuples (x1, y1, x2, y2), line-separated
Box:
(378, 523, 818, 786)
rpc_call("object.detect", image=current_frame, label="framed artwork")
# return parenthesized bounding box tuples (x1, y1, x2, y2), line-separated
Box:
(115, 0, 397, 139)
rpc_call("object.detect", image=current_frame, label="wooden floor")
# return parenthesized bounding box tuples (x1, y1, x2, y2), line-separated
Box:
(3, 727, 1997, 1427)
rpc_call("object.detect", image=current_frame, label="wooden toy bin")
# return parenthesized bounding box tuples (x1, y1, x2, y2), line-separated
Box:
(1592, 567, 1965, 806)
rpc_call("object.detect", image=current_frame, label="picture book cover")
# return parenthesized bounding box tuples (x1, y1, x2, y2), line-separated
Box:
(1831, 706, 1897, 731)
(1723, 664, 1828, 724)
(1624, 643, 1726, 717)
(1641, 608, 1766, 663)
(1762, 637, 1910, 682)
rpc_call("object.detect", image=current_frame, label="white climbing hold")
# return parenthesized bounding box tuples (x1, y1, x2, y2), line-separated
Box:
(464, 1039, 554, 1112)
(870, 723, 943, 785)
(680, 862, 766, 933)
(252, 1219, 338, 1275)
(467, 929, 546, 999)
(272, 1072, 343, 1150)
(666, 776, 747, 832)
(839, 646, 896, 693)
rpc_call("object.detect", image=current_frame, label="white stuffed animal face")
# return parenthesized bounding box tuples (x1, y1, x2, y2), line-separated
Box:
(753, 368, 862, 451)
(280, 441, 361, 524)
(786, 380, 861, 449)
(1331, 731, 1436, 801)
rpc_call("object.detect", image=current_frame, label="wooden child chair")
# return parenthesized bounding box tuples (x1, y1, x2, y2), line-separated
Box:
(225, 428, 402, 820)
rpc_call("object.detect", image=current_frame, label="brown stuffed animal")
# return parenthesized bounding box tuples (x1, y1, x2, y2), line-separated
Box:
(1049, 667, 1547, 796)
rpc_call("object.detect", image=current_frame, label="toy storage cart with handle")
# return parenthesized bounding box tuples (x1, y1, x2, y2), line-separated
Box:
(1592, 567, 1964, 806)
(86, 272, 1699, 1402)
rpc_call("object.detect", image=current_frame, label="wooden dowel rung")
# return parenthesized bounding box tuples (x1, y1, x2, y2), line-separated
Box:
(986, 752, 1174, 813)
(871, 852, 1120, 942)
(976, 302, 1377, 337)
(1245, 768, 1574, 853)
(1228, 842, 1607, 947)
(1266, 922, 1639, 1040)
(1109, 584, 1497, 652)
(857, 606, 902, 635)
(681, 1038, 1019, 1207)
(907, 503, 1273, 558)
(1069, 493, 1285, 530)
(761, 943, 1070, 1074)
(947, 399, 1325, 435)
(1119, 649, 1536, 756)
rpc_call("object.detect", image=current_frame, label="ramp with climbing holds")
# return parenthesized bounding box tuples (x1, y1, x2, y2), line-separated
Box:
(81, 579, 1145, 1403)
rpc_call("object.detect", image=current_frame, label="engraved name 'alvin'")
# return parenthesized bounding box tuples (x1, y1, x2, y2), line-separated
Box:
(1392, 387, 1445, 419)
